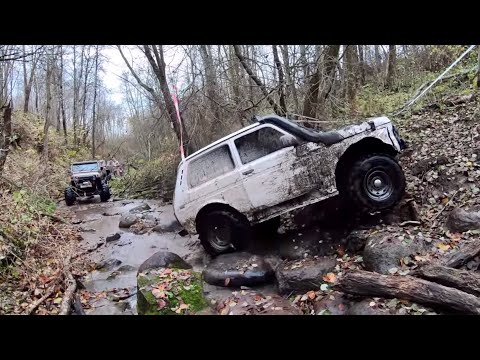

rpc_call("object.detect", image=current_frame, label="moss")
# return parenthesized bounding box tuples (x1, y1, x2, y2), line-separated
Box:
(137, 269, 208, 315)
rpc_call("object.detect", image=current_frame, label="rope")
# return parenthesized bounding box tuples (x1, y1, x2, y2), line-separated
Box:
(171, 85, 185, 160)
(391, 45, 476, 116)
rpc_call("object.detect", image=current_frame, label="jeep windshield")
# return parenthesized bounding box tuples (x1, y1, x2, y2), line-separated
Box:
(71, 162, 99, 173)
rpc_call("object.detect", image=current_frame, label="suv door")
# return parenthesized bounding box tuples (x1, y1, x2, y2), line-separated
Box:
(233, 125, 303, 209)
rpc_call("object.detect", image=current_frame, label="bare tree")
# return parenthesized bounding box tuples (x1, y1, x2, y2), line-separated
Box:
(272, 45, 287, 115)
(91, 46, 99, 158)
(0, 102, 12, 174)
(43, 48, 54, 160)
(386, 45, 397, 89)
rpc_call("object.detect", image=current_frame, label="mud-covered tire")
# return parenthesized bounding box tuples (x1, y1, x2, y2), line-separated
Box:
(99, 183, 111, 202)
(65, 187, 76, 206)
(198, 210, 252, 256)
(345, 154, 406, 212)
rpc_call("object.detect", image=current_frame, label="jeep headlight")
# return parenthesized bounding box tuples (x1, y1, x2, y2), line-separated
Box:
(92, 175, 96, 180)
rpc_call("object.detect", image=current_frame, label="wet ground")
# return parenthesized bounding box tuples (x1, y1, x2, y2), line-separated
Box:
(66, 195, 391, 315)
(66, 197, 202, 315)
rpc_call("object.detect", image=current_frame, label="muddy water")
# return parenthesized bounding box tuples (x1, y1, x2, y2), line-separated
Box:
(68, 198, 202, 315)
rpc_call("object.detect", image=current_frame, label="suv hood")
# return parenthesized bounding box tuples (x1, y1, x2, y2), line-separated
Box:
(336, 116, 391, 139)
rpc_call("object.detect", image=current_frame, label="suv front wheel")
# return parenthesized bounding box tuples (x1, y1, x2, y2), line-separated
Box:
(346, 154, 406, 212)
(198, 210, 252, 256)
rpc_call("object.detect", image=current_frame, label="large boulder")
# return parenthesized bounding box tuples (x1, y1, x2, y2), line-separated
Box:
(129, 203, 151, 213)
(138, 251, 191, 275)
(215, 290, 302, 315)
(363, 233, 426, 275)
(119, 214, 138, 228)
(137, 268, 207, 315)
(202, 252, 274, 287)
(275, 257, 336, 295)
(313, 291, 350, 315)
(446, 208, 480, 233)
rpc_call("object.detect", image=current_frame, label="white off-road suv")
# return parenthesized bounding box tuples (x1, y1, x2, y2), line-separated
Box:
(173, 114, 406, 255)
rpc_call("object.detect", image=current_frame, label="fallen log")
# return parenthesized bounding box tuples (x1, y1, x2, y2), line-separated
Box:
(443, 240, 480, 268)
(25, 277, 62, 315)
(337, 270, 480, 314)
(413, 264, 480, 296)
(59, 271, 76, 315)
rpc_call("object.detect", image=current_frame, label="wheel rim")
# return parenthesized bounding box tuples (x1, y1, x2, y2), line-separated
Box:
(207, 223, 232, 252)
(363, 169, 394, 201)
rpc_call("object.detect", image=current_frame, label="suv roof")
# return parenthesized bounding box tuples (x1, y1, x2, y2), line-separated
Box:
(72, 160, 100, 165)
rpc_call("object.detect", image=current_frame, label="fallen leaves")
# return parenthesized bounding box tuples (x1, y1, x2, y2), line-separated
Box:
(323, 273, 337, 283)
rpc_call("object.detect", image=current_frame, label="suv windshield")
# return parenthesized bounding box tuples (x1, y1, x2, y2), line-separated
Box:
(71, 163, 99, 173)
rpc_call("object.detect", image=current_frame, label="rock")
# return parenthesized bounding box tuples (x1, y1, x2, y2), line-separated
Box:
(202, 252, 274, 288)
(152, 220, 182, 233)
(216, 290, 302, 315)
(446, 208, 480, 233)
(275, 257, 336, 295)
(263, 254, 282, 271)
(71, 219, 83, 225)
(79, 227, 96, 233)
(313, 291, 350, 315)
(346, 299, 392, 315)
(117, 265, 136, 272)
(363, 233, 426, 275)
(129, 203, 151, 213)
(103, 211, 120, 216)
(137, 251, 192, 274)
(119, 214, 138, 228)
(411, 156, 449, 176)
(184, 249, 209, 268)
(106, 232, 121, 243)
(137, 268, 207, 315)
(115, 239, 132, 247)
(94, 259, 122, 271)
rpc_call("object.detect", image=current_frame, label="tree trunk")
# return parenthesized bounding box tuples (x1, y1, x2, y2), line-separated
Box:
(443, 240, 480, 268)
(272, 45, 287, 115)
(233, 45, 285, 116)
(0, 102, 12, 174)
(59, 46, 67, 143)
(199, 45, 220, 121)
(23, 46, 39, 113)
(337, 270, 480, 315)
(91, 46, 99, 159)
(414, 264, 480, 297)
(43, 52, 53, 161)
(281, 45, 299, 113)
(81, 54, 89, 145)
(357, 45, 366, 85)
(344, 45, 358, 104)
(303, 45, 340, 119)
(374, 45, 382, 71)
(386, 45, 397, 89)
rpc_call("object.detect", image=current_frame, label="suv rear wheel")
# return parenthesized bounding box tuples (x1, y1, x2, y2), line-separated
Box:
(345, 154, 405, 212)
(198, 210, 252, 256)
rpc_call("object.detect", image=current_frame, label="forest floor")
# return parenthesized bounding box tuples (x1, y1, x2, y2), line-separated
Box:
(1, 92, 480, 315)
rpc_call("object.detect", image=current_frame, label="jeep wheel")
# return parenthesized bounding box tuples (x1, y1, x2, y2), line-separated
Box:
(198, 210, 252, 256)
(100, 183, 111, 202)
(346, 154, 405, 212)
(65, 187, 76, 206)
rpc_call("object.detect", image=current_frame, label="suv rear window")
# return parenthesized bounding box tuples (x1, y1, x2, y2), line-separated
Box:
(235, 126, 285, 164)
(188, 145, 235, 188)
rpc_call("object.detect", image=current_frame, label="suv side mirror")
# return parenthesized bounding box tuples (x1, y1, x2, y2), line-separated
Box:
(280, 134, 300, 148)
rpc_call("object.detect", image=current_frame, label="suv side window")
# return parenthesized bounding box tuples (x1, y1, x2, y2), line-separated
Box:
(187, 145, 235, 188)
(235, 126, 286, 164)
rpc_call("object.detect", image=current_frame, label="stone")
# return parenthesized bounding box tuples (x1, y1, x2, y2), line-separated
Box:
(106, 232, 121, 243)
(119, 214, 138, 228)
(129, 203, 151, 213)
(446, 207, 480, 233)
(275, 257, 336, 295)
(202, 252, 274, 288)
(137, 268, 207, 315)
(313, 291, 350, 315)
(363, 233, 426, 275)
(137, 251, 191, 275)
(94, 259, 122, 271)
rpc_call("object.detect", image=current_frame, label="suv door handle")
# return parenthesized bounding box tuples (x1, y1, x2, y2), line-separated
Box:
(242, 169, 254, 175)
